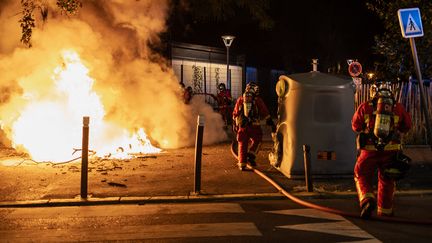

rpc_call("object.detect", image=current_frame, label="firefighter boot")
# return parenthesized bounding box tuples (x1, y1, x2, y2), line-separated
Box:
(378, 211, 394, 217)
(247, 153, 256, 167)
(360, 199, 376, 219)
(377, 207, 394, 217)
(237, 162, 246, 171)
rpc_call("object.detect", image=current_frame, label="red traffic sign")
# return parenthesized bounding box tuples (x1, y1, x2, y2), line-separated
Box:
(348, 62, 362, 77)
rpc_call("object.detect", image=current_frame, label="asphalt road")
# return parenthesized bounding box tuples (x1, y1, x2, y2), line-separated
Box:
(1, 198, 431, 242)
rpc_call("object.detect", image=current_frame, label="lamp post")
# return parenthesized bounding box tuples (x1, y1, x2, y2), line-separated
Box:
(221, 35, 235, 90)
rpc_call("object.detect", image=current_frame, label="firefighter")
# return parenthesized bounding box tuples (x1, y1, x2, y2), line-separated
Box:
(232, 82, 276, 170)
(244, 82, 273, 130)
(352, 81, 412, 219)
(216, 83, 233, 125)
(183, 86, 193, 104)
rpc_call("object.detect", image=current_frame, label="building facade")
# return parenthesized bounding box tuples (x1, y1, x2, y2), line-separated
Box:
(170, 42, 245, 101)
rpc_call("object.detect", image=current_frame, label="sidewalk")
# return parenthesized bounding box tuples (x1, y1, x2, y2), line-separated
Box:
(0, 141, 431, 207)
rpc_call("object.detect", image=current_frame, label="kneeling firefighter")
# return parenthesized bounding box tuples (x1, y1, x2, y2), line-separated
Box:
(232, 82, 276, 170)
(352, 81, 412, 219)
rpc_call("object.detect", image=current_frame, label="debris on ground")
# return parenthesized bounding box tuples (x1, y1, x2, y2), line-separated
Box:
(107, 182, 127, 188)
(136, 155, 157, 159)
(68, 165, 80, 172)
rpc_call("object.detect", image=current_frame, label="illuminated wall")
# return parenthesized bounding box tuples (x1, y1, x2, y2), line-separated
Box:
(172, 59, 243, 100)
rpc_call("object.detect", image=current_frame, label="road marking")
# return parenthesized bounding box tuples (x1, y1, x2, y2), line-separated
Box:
(266, 208, 345, 220)
(6, 203, 244, 218)
(266, 209, 380, 242)
(1, 222, 261, 241)
(279, 221, 380, 242)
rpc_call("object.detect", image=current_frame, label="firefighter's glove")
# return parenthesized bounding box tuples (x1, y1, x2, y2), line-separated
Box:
(383, 152, 411, 180)
(266, 117, 276, 133)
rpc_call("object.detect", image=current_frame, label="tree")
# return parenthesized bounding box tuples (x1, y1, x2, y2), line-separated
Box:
(166, 0, 273, 47)
(366, 0, 432, 81)
(18, 0, 272, 50)
(169, 0, 273, 31)
(19, 0, 82, 47)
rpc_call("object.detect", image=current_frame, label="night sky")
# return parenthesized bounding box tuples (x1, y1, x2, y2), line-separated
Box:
(168, 0, 383, 74)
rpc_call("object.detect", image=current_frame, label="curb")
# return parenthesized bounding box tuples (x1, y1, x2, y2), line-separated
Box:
(0, 193, 285, 208)
(1, 190, 432, 208)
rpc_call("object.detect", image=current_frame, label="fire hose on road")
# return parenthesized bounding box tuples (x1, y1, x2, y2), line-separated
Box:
(230, 141, 432, 225)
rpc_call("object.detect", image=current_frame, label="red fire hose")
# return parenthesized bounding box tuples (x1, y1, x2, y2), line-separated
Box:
(230, 141, 432, 225)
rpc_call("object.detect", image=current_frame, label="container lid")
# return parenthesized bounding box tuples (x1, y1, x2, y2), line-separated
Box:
(288, 72, 351, 87)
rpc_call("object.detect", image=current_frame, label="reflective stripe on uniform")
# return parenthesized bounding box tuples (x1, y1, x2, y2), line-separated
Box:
(378, 206, 393, 215)
(354, 176, 376, 203)
(364, 144, 401, 151)
(238, 162, 246, 167)
(359, 192, 375, 204)
(393, 115, 399, 125)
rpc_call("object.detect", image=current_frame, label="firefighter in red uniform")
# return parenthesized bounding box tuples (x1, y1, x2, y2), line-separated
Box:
(216, 83, 233, 125)
(233, 82, 276, 170)
(352, 81, 412, 219)
(183, 86, 193, 104)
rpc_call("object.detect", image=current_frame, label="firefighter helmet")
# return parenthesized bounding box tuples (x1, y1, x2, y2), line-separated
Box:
(382, 152, 411, 180)
(218, 83, 226, 92)
(370, 81, 393, 99)
(246, 82, 259, 96)
(369, 84, 378, 99)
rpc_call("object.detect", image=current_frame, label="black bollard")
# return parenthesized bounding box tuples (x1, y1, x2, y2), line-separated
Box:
(303, 144, 313, 192)
(81, 116, 90, 199)
(194, 115, 205, 194)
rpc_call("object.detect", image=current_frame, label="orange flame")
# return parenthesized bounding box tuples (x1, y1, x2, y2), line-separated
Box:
(11, 50, 160, 162)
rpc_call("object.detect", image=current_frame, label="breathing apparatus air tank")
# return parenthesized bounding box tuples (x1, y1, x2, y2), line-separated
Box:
(243, 91, 254, 117)
(373, 86, 394, 150)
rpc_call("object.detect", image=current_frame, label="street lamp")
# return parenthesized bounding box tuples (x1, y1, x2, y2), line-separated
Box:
(221, 35, 235, 90)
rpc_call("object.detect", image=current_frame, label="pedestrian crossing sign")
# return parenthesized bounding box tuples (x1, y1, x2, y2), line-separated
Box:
(398, 8, 423, 38)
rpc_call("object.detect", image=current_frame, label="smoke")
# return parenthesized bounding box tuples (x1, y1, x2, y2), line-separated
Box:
(0, 0, 227, 152)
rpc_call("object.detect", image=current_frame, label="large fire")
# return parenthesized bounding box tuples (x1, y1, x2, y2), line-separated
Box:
(0, 1, 228, 166)
(11, 50, 161, 162)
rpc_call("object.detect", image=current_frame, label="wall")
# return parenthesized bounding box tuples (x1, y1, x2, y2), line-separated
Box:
(172, 59, 243, 100)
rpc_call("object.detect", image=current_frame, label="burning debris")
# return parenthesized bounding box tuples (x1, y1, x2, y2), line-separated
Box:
(0, 0, 227, 164)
